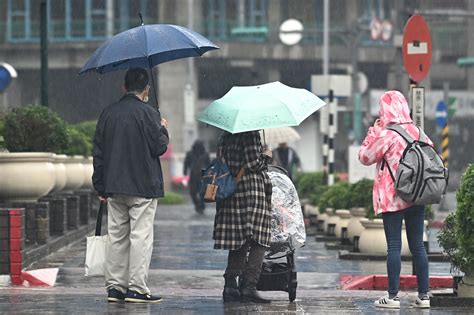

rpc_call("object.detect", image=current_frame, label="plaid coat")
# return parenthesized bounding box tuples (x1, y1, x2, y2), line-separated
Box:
(213, 131, 273, 250)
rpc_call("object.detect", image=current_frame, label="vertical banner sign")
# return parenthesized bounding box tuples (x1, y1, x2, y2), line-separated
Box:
(411, 87, 424, 130)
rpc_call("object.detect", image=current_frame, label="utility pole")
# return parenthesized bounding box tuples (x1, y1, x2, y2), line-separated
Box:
(40, 0, 48, 106)
(106, 0, 114, 38)
(183, 0, 197, 151)
(321, 0, 330, 184)
(350, 27, 363, 144)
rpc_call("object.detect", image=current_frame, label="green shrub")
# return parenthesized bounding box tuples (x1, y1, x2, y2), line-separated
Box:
(295, 171, 329, 208)
(438, 164, 474, 274)
(0, 117, 4, 135)
(438, 213, 464, 273)
(4, 105, 69, 153)
(159, 192, 185, 205)
(73, 120, 97, 144)
(348, 178, 375, 218)
(425, 205, 434, 221)
(0, 117, 5, 149)
(318, 182, 350, 214)
(295, 172, 324, 199)
(63, 127, 93, 157)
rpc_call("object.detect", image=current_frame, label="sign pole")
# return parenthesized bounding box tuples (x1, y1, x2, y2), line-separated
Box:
(441, 124, 449, 168)
(328, 90, 336, 186)
(40, 0, 48, 107)
(403, 15, 432, 130)
(441, 82, 450, 168)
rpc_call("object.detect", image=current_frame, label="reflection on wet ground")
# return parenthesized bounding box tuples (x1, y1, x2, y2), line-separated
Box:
(0, 203, 464, 314)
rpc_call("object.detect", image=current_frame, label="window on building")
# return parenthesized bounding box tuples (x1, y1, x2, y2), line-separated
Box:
(245, 0, 267, 27)
(5, 0, 159, 43)
(204, 0, 268, 42)
(204, 0, 228, 40)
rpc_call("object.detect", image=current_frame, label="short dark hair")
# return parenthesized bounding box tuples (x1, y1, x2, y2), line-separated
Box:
(124, 68, 149, 92)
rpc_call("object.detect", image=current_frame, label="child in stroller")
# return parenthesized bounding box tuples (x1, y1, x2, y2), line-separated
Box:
(256, 165, 306, 302)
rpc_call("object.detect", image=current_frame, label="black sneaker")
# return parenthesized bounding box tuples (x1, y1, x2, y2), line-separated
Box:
(124, 290, 162, 303)
(107, 288, 126, 302)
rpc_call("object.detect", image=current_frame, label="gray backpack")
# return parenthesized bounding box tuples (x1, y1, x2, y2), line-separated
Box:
(383, 124, 448, 205)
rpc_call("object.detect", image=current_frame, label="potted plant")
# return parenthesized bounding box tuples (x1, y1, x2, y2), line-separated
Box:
(0, 105, 69, 202)
(62, 125, 94, 190)
(357, 180, 411, 256)
(318, 182, 350, 236)
(438, 164, 474, 297)
(347, 179, 373, 243)
(295, 172, 326, 228)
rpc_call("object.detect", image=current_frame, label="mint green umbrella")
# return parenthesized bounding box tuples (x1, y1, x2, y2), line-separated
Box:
(198, 81, 326, 134)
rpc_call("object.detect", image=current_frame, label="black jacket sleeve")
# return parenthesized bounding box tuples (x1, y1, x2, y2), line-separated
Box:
(144, 108, 169, 158)
(92, 111, 106, 195)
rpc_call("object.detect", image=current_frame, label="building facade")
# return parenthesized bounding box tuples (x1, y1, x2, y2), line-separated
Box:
(0, 0, 473, 185)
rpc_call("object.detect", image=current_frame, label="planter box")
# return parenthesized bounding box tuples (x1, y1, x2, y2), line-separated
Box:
(0, 153, 55, 203)
(63, 156, 85, 192)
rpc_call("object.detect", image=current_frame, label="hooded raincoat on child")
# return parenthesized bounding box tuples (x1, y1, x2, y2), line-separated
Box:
(358, 91, 434, 215)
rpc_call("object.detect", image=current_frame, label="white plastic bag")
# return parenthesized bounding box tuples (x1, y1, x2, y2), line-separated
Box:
(268, 168, 306, 248)
(85, 234, 108, 277)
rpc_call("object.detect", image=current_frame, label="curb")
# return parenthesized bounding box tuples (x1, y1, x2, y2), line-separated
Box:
(340, 274, 453, 290)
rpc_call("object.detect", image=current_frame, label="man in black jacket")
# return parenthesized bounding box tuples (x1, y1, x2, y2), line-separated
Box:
(92, 68, 169, 303)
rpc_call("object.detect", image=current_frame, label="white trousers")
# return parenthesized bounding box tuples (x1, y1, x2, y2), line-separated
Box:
(105, 194, 157, 294)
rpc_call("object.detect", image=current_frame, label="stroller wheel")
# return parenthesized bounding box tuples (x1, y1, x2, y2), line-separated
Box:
(288, 272, 297, 302)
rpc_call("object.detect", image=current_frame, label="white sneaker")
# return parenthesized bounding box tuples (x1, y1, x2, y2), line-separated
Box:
(413, 296, 430, 308)
(374, 295, 400, 309)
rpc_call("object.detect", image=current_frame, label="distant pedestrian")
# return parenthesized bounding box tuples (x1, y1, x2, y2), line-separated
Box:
(214, 131, 273, 303)
(359, 90, 433, 309)
(183, 140, 210, 213)
(272, 142, 301, 181)
(92, 68, 169, 303)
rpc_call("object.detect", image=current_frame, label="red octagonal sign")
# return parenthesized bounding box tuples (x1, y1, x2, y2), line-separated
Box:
(402, 15, 432, 83)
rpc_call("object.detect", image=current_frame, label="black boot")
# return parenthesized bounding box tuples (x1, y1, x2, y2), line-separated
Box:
(240, 280, 271, 304)
(223, 277, 240, 302)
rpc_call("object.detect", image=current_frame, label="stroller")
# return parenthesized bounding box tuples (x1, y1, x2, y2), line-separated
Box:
(256, 165, 306, 302)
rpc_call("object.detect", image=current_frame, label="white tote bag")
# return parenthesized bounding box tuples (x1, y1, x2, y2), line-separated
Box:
(85, 201, 108, 277)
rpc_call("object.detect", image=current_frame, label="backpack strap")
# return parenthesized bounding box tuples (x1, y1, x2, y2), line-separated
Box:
(218, 133, 246, 182)
(387, 124, 415, 144)
(417, 127, 426, 142)
(382, 159, 395, 181)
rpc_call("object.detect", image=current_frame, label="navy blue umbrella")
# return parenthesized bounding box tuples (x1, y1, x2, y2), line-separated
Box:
(79, 23, 219, 107)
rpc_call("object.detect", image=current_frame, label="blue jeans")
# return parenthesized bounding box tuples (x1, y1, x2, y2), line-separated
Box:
(382, 205, 429, 296)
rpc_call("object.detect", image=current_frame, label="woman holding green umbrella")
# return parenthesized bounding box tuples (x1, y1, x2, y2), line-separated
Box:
(199, 81, 326, 303)
(215, 131, 273, 304)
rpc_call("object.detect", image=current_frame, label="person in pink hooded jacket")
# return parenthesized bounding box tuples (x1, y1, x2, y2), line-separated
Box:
(359, 90, 432, 309)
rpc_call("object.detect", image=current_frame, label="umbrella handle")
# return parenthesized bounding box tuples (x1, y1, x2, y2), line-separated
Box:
(139, 12, 144, 26)
(263, 129, 266, 147)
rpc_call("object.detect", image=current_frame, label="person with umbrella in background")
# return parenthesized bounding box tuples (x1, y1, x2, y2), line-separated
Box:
(272, 142, 301, 181)
(93, 68, 169, 303)
(183, 140, 210, 213)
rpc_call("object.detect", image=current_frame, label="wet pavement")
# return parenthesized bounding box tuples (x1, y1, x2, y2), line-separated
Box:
(0, 200, 469, 314)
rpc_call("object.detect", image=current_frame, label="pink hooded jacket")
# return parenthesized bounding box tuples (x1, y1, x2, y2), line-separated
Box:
(358, 91, 433, 215)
